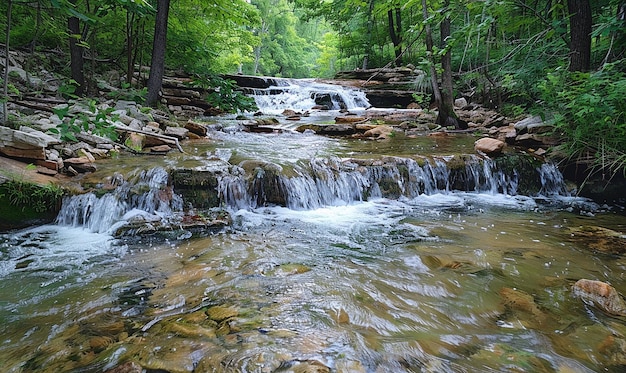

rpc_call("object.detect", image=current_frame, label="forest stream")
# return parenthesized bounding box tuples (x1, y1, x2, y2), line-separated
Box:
(2, 81, 626, 373)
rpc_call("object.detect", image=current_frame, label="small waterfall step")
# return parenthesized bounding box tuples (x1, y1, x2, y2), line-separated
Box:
(55, 153, 572, 236)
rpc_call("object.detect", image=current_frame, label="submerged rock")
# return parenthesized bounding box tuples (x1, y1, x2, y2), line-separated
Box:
(568, 226, 626, 255)
(499, 287, 548, 326)
(572, 279, 626, 316)
(104, 362, 143, 373)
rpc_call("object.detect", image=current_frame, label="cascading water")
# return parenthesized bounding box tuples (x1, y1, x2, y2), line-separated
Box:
(4, 93, 624, 373)
(55, 167, 184, 234)
(217, 154, 569, 210)
(251, 79, 370, 114)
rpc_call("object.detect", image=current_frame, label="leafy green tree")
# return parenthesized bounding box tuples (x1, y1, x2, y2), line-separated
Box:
(247, 0, 316, 77)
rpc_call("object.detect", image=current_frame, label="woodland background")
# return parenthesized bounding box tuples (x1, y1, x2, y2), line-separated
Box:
(1, 0, 625, 177)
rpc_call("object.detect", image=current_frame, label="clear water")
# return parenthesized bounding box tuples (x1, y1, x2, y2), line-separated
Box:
(2, 109, 626, 372)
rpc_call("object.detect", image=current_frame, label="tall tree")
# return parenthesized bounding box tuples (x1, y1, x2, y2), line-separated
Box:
(68, 0, 85, 95)
(421, 0, 466, 129)
(2, 0, 11, 124)
(567, 0, 592, 71)
(387, 7, 402, 66)
(146, 0, 170, 107)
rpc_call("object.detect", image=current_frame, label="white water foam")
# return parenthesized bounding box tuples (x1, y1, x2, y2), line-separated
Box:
(252, 79, 370, 114)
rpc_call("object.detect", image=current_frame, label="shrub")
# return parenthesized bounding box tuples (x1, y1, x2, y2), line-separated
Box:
(537, 61, 626, 179)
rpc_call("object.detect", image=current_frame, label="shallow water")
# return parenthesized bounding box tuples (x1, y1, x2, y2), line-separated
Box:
(2, 115, 626, 372)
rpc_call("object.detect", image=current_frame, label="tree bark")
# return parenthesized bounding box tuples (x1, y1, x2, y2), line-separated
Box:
(2, 0, 11, 124)
(421, 0, 442, 112)
(363, 0, 375, 69)
(567, 0, 592, 72)
(437, 4, 465, 129)
(68, 0, 85, 96)
(388, 8, 402, 66)
(146, 0, 171, 107)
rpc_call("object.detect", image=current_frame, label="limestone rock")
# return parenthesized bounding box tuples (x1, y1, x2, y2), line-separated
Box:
(474, 137, 505, 155)
(454, 97, 468, 108)
(572, 279, 626, 316)
(164, 126, 189, 140)
(513, 116, 543, 134)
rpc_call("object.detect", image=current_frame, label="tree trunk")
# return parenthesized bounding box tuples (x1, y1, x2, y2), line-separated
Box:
(363, 0, 375, 69)
(437, 4, 466, 129)
(388, 8, 402, 66)
(421, 0, 442, 111)
(2, 0, 11, 125)
(567, 0, 592, 72)
(68, 0, 85, 96)
(613, 2, 626, 61)
(146, 0, 171, 107)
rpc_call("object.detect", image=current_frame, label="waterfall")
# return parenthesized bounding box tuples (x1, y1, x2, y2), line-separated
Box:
(250, 79, 370, 113)
(218, 155, 568, 210)
(55, 167, 183, 234)
(53, 156, 571, 233)
(538, 163, 570, 196)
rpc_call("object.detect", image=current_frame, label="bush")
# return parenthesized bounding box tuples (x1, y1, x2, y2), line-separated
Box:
(537, 61, 626, 178)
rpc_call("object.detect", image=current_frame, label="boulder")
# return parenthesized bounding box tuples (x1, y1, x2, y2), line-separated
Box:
(572, 279, 626, 316)
(474, 137, 505, 155)
(454, 97, 468, 108)
(319, 124, 356, 136)
(64, 156, 97, 173)
(363, 125, 394, 140)
(513, 116, 544, 133)
(184, 120, 208, 137)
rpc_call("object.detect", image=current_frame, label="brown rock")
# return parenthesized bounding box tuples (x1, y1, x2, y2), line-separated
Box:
(572, 279, 626, 316)
(0, 146, 46, 160)
(363, 125, 394, 139)
(150, 145, 172, 153)
(126, 133, 145, 150)
(36, 165, 57, 176)
(474, 137, 505, 155)
(335, 116, 365, 124)
(89, 335, 113, 353)
(36, 159, 59, 172)
(185, 120, 208, 137)
(499, 287, 548, 325)
(164, 126, 189, 140)
(64, 156, 97, 173)
(406, 102, 421, 109)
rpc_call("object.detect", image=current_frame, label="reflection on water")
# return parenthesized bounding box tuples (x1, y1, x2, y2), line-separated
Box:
(1, 123, 626, 372)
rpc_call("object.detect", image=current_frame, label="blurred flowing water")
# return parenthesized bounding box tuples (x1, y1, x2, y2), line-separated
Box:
(2, 86, 626, 372)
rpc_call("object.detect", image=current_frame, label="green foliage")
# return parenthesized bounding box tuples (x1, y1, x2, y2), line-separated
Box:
(106, 82, 147, 103)
(538, 61, 626, 176)
(0, 164, 64, 214)
(49, 100, 119, 142)
(194, 76, 258, 113)
(2, 180, 63, 213)
(58, 79, 80, 100)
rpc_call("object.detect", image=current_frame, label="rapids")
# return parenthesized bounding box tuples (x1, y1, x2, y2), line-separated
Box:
(1, 82, 626, 372)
